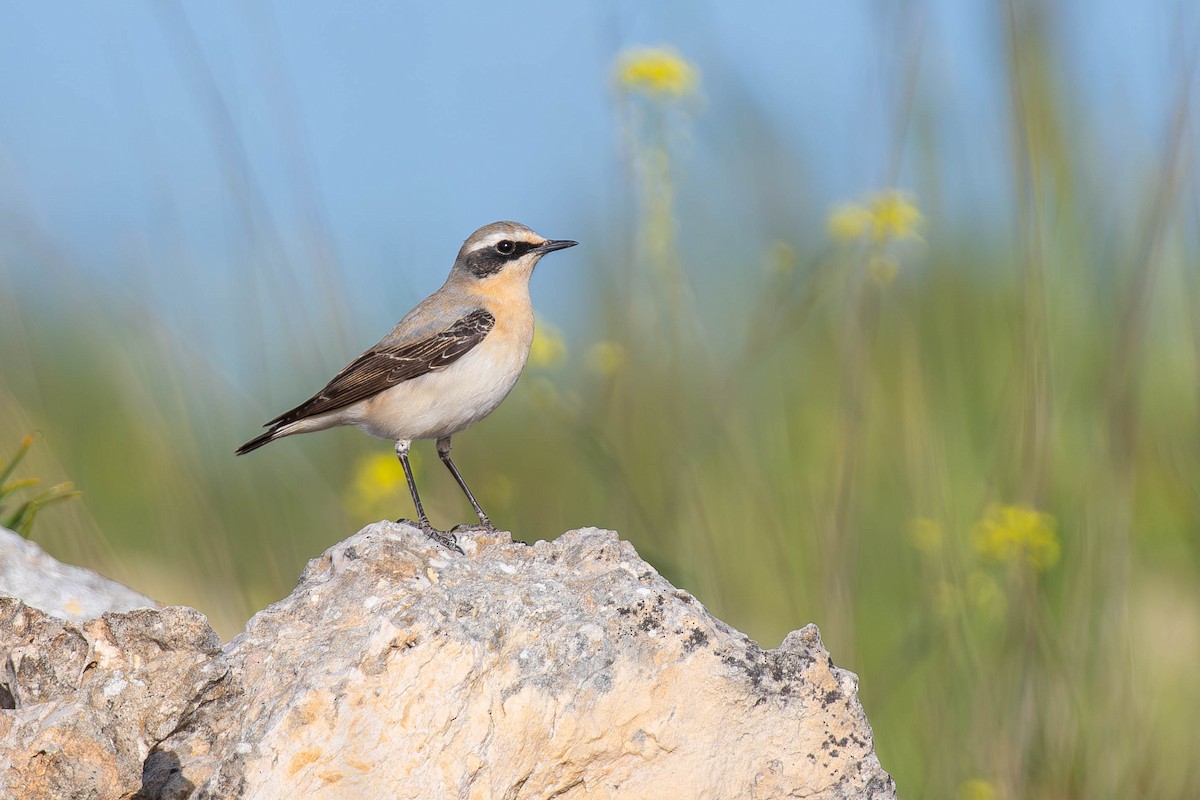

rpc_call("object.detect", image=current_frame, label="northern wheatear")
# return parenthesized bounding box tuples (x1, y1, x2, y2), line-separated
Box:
(236, 221, 577, 551)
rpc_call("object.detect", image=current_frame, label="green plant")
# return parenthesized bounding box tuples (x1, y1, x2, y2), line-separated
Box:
(0, 434, 82, 536)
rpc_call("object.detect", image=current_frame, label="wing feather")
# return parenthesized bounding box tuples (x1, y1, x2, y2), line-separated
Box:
(265, 308, 495, 428)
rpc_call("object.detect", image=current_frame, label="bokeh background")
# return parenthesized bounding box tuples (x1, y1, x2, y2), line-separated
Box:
(3, 2, 1199, 797)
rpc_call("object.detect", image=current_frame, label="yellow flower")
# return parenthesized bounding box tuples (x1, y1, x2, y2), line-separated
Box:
(827, 191, 923, 244)
(587, 341, 626, 375)
(958, 778, 998, 800)
(827, 204, 874, 242)
(529, 319, 567, 370)
(974, 504, 1061, 571)
(344, 452, 416, 519)
(616, 46, 698, 98)
(869, 191, 922, 241)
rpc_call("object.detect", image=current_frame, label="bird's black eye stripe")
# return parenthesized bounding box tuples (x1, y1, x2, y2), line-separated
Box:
(493, 240, 537, 259)
(466, 240, 539, 276)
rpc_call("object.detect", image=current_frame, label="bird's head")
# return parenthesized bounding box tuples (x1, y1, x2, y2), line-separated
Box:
(451, 221, 577, 284)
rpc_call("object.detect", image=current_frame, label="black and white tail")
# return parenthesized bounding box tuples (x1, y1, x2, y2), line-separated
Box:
(235, 427, 283, 455)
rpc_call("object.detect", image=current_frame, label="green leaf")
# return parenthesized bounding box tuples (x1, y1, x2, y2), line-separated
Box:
(0, 477, 41, 502)
(0, 435, 34, 493)
(6, 484, 82, 537)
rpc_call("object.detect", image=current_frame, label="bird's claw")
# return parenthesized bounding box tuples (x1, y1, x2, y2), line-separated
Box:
(429, 529, 465, 554)
(451, 520, 498, 535)
(395, 518, 465, 555)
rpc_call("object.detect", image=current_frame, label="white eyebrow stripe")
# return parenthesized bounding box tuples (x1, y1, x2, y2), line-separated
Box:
(468, 231, 543, 251)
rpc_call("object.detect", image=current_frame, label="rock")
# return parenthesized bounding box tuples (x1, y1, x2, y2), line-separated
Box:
(2, 524, 895, 799)
(0, 599, 221, 800)
(0, 528, 157, 620)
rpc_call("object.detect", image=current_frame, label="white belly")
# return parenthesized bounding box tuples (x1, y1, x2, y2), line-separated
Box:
(351, 333, 530, 441)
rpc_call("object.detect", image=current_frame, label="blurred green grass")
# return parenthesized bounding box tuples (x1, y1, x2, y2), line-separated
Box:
(3, 16, 1200, 800)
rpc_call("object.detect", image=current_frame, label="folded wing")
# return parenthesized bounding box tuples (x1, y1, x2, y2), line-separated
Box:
(265, 308, 496, 428)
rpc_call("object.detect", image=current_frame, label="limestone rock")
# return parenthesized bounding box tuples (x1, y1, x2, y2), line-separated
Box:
(0, 599, 221, 799)
(152, 525, 894, 799)
(2, 524, 895, 799)
(0, 528, 157, 621)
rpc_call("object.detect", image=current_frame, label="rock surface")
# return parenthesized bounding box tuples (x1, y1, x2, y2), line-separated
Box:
(1, 524, 895, 799)
(0, 528, 157, 621)
(0, 599, 220, 799)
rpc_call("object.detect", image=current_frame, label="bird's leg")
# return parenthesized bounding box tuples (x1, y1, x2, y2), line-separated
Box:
(395, 440, 430, 526)
(437, 436, 496, 531)
(395, 439, 462, 554)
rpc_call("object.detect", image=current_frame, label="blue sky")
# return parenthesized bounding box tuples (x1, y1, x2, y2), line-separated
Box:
(0, 1, 1192, 340)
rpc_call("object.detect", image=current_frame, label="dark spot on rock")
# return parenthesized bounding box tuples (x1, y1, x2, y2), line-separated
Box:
(866, 775, 896, 798)
(726, 652, 767, 690)
(830, 749, 840, 758)
(618, 597, 666, 635)
(822, 689, 842, 707)
(140, 747, 193, 798)
(683, 628, 709, 652)
(849, 732, 866, 747)
(343, 546, 359, 560)
(0, 684, 14, 709)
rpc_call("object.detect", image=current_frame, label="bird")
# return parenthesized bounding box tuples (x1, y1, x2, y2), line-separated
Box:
(236, 221, 578, 552)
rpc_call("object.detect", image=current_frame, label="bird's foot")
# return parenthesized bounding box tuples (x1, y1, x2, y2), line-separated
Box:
(450, 519, 528, 545)
(395, 518, 464, 555)
(422, 525, 465, 554)
(451, 518, 498, 535)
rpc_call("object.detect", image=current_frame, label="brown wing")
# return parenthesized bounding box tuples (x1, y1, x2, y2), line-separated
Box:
(265, 308, 495, 428)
